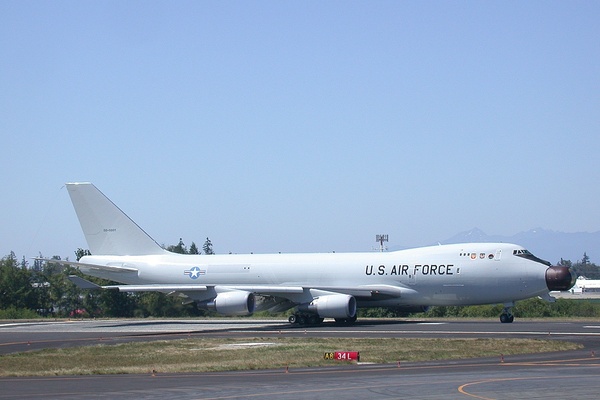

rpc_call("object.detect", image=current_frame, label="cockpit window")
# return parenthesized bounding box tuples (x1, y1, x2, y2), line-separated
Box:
(513, 249, 551, 266)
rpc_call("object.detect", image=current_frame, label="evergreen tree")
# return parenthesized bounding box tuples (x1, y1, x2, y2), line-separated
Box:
(167, 238, 187, 254)
(98, 289, 135, 317)
(582, 252, 590, 265)
(203, 237, 214, 255)
(0, 252, 37, 310)
(566, 254, 600, 280)
(189, 242, 199, 254)
(559, 258, 573, 268)
(75, 248, 91, 261)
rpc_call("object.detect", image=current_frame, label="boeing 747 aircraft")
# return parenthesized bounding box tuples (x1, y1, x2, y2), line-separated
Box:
(57, 183, 575, 324)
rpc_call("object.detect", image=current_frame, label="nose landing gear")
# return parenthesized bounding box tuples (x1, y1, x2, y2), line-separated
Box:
(500, 302, 514, 323)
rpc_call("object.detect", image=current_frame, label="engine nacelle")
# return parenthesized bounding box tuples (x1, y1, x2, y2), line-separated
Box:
(207, 291, 255, 316)
(301, 294, 357, 319)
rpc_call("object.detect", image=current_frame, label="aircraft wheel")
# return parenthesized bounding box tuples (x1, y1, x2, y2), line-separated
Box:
(500, 313, 514, 323)
(500, 303, 515, 324)
(288, 315, 297, 324)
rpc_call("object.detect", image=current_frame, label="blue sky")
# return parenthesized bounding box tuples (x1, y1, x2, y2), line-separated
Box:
(2, 2, 599, 260)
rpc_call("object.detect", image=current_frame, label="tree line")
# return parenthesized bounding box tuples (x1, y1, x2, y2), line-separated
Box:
(0, 238, 214, 319)
(1, 244, 599, 319)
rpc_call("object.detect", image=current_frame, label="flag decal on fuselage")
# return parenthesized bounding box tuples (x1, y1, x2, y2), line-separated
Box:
(184, 266, 206, 279)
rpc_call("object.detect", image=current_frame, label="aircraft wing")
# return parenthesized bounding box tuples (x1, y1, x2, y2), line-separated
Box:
(68, 275, 208, 292)
(217, 284, 407, 298)
(217, 285, 305, 294)
(312, 284, 406, 298)
(67, 276, 407, 302)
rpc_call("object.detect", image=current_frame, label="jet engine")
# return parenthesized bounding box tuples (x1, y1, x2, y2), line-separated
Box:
(207, 291, 255, 316)
(301, 294, 357, 319)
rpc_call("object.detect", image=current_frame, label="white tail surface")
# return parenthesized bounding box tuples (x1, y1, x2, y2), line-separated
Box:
(66, 183, 167, 256)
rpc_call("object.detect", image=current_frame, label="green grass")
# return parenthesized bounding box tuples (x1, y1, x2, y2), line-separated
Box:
(0, 337, 581, 377)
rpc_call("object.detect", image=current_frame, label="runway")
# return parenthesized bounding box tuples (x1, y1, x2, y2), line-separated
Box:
(2, 318, 600, 399)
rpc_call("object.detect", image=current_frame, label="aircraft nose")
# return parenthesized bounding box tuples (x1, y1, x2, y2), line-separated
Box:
(546, 266, 577, 291)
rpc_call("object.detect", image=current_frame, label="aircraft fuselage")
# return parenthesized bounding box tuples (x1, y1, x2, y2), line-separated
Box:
(80, 242, 553, 308)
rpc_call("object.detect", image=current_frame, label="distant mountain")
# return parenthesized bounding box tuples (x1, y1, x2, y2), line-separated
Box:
(439, 228, 600, 264)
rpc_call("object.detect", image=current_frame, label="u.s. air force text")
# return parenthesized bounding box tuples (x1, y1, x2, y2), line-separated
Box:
(365, 264, 455, 276)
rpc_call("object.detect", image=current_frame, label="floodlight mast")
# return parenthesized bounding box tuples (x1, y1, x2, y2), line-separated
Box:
(376, 234, 388, 252)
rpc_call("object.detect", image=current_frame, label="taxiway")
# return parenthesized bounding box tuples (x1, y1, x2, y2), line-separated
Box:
(1, 319, 600, 399)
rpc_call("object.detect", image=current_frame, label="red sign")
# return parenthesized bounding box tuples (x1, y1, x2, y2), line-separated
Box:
(324, 351, 360, 361)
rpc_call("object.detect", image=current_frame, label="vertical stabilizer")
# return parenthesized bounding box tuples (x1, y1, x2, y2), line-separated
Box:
(66, 183, 167, 256)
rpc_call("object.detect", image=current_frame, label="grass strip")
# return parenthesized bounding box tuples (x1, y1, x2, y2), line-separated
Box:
(0, 337, 581, 377)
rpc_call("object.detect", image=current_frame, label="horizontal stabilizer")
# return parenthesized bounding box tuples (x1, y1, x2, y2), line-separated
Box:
(68, 275, 102, 290)
(34, 258, 138, 273)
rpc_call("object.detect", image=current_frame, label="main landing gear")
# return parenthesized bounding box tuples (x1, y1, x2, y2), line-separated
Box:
(288, 313, 358, 325)
(500, 303, 515, 323)
(288, 313, 324, 326)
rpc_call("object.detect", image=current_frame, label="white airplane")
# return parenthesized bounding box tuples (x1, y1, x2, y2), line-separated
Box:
(57, 182, 575, 324)
(568, 277, 600, 294)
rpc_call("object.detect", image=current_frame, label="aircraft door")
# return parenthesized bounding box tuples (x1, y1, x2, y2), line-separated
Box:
(408, 270, 416, 285)
(495, 249, 502, 261)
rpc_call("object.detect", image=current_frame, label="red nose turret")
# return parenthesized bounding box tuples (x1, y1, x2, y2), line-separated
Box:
(546, 266, 577, 291)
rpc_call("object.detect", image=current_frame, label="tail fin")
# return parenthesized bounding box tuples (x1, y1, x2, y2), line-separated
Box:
(66, 183, 167, 256)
